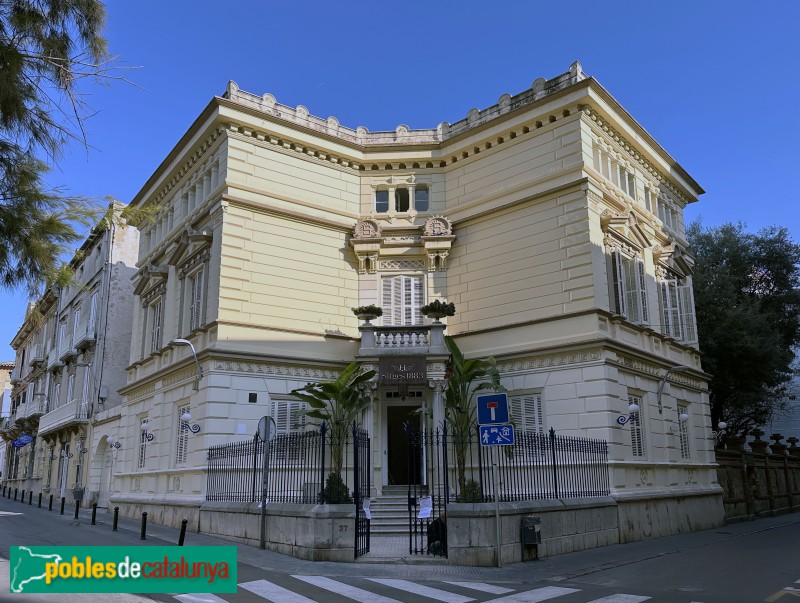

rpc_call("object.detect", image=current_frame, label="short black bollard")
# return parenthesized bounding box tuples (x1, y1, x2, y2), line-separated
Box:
(38, 492, 42, 508)
(91, 504, 97, 525)
(2, 485, 5, 497)
(60, 497, 65, 515)
(14, 488, 18, 501)
(48, 494, 53, 511)
(140, 512, 148, 540)
(74, 500, 80, 520)
(20, 489, 25, 503)
(178, 519, 188, 546)
(112, 507, 119, 531)
(28, 491, 32, 505)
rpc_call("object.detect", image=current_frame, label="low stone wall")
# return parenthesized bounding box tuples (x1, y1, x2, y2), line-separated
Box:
(614, 489, 724, 543)
(111, 495, 202, 531)
(446, 497, 619, 566)
(199, 501, 355, 562)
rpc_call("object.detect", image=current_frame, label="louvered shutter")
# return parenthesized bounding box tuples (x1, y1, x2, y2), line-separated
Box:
(611, 250, 627, 316)
(678, 285, 697, 344)
(636, 260, 649, 324)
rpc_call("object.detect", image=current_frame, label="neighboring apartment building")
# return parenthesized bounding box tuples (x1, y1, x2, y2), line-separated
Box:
(0, 361, 14, 482)
(1, 209, 138, 506)
(111, 62, 721, 541)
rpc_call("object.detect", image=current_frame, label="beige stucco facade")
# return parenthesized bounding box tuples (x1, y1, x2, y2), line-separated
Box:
(88, 62, 721, 541)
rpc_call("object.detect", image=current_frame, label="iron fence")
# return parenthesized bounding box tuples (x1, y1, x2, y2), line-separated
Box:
(206, 422, 368, 505)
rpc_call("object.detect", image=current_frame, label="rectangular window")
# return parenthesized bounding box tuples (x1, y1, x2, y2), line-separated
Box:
(659, 280, 697, 344)
(509, 393, 544, 433)
(610, 250, 648, 324)
(73, 306, 81, 338)
(627, 173, 637, 200)
(189, 268, 205, 331)
(414, 187, 429, 212)
(271, 398, 307, 464)
(643, 188, 652, 213)
(176, 404, 190, 466)
(79, 368, 90, 418)
(150, 300, 162, 353)
(678, 404, 690, 459)
(382, 275, 424, 326)
(52, 383, 61, 411)
(66, 374, 75, 404)
(138, 423, 148, 469)
(394, 188, 410, 212)
(375, 190, 389, 213)
(628, 394, 645, 457)
(89, 291, 98, 327)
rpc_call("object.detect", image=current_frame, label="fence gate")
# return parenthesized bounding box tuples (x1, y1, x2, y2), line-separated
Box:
(353, 423, 370, 558)
(404, 423, 448, 557)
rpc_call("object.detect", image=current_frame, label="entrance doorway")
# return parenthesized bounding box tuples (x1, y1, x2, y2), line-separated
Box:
(387, 405, 420, 485)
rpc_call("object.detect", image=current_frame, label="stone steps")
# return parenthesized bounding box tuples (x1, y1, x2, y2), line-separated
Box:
(368, 487, 427, 535)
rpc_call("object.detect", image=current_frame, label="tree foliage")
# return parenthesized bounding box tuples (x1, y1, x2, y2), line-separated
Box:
(0, 0, 111, 294)
(688, 221, 800, 434)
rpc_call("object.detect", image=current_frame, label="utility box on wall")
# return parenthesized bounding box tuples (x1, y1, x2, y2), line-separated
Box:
(521, 515, 542, 545)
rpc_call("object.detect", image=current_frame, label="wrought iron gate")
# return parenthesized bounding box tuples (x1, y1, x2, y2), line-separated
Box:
(353, 423, 370, 558)
(404, 423, 448, 557)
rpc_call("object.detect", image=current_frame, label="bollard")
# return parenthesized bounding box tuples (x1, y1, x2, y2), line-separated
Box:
(91, 504, 97, 525)
(140, 512, 148, 540)
(28, 491, 32, 505)
(74, 500, 80, 520)
(21, 489, 25, 503)
(2, 485, 5, 497)
(60, 497, 65, 515)
(38, 492, 42, 508)
(178, 519, 188, 546)
(112, 507, 119, 531)
(48, 494, 53, 511)
(14, 488, 18, 501)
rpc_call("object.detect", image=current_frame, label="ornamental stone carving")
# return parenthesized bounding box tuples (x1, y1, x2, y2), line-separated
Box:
(423, 216, 452, 237)
(353, 219, 381, 240)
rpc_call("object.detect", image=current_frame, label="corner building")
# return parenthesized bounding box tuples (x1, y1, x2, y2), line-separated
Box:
(115, 62, 722, 542)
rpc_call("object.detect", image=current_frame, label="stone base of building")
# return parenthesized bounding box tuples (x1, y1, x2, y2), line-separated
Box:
(614, 487, 725, 543)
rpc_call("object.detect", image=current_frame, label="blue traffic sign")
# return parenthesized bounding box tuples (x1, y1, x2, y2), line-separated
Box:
(476, 393, 509, 425)
(479, 424, 515, 446)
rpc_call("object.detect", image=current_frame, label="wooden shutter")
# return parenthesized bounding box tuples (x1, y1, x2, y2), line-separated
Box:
(636, 260, 649, 324)
(678, 285, 697, 344)
(628, 394, 644, 457)
(611, 250, 627, 316)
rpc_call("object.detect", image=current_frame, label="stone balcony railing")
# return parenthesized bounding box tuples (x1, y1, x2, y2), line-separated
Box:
(58, 335, 76, 362)
(357, 323, 447, 357)
(29, 343, 46, 366)
(47, 346, 63, 371)
(37, 398, 89, 436)
(9, 365, 22, 384)
(74, 319, 96, 350)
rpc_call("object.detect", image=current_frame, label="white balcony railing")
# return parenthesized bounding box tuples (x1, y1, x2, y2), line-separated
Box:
(74, 319, 96, 349)
(37, 398, 89, 436)
(9, 365, 22, 383)
(26, 395, 45, 417)
(13, 401, 28, 421)
(357, 323, 448, 357)
(47, 347, 63, 370)
(58, 335, 76, 361)
(30, 343, 46, 365)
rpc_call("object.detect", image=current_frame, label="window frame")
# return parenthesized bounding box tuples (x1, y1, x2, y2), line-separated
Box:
(381, 274, 425, 326)
(609, 247, 649, 325)
(628, 393, 645, 458)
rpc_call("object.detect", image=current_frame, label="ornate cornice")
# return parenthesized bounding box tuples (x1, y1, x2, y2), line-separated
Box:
(213, 360, 339, 381)
(497, 349, 603, 374)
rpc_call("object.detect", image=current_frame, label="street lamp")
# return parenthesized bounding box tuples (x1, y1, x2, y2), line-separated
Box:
(180, 410, 201, 434)
(616, 399, 642, 426)
(140, 420, 154, 442)
(656, 365, 692, 415)
(170, 339, 203, 391)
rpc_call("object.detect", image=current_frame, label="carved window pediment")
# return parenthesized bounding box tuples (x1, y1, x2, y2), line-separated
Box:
(601, 209, 651, 250)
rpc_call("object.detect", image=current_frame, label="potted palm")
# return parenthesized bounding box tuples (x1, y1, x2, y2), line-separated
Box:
(420, 300, 456, 323)
(352, 305, 383, 323)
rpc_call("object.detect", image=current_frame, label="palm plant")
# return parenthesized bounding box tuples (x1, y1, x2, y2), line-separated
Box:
(290, 361, 376, 502)
(443, 336, 504, 497)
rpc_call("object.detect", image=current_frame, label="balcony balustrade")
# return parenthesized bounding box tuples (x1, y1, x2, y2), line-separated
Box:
(9, 365, 22, 384)
(37, 397, 89, 436)
(29, 344, 46, 366)
(47, 347, 63, 371)
(357, 323, 447, 357)
(74, 319, 96, 350)
(58, 335, 76, 362)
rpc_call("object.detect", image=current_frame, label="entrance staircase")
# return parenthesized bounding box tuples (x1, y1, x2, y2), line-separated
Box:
(368, 485, 425, 536)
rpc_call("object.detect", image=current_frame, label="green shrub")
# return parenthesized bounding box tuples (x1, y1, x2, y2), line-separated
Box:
(322, 472, 351, 504)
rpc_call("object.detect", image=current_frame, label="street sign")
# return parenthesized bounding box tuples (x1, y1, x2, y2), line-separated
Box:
(476, 393, 509, 425)
(479, 424, 515, 446)
(258, 416, 276, 442)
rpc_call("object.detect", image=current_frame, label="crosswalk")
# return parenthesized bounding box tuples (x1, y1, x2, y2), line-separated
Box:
(173, 575, 662, 603)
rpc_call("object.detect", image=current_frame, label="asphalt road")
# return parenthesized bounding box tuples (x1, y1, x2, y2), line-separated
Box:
(0, 494, 798, 603)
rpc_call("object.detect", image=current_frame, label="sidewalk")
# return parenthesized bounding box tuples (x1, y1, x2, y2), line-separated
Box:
(6, 494, 800, 583)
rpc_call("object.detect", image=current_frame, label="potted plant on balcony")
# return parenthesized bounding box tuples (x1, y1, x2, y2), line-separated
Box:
(420, 300, 456, 323)
(351, 305, 383, 324)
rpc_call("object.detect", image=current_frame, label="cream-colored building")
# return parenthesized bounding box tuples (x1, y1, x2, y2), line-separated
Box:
(2, 209, 138, 506)
(112, 62, 722, 542)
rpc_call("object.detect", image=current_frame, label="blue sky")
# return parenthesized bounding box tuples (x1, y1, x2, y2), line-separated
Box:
(2, 0, 799, 361)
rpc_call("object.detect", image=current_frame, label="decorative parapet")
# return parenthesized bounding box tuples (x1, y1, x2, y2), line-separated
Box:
(222, 61, 587, 148)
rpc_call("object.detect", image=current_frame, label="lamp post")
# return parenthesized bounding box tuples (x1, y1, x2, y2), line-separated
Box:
(656, 365, 692, 415)
(170, 339, 203, 391)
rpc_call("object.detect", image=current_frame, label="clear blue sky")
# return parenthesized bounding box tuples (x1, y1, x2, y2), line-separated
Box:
(2, 0, 799, 361)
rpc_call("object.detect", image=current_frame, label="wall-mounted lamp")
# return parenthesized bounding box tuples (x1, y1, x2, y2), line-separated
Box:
(711, 421, 728, 441)
(62, 450, 73, 459)
(140, 420, 155, 442)
(110, 441, 122, 449)
(616, 400, 641, 426)
(656, 365, 692, 415)
(180, 410, 202, 434)
(170, 339, 203, 391)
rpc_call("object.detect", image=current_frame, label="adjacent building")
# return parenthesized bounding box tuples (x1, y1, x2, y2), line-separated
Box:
(107, 62, 722, 541)
(1, 208, 138, 506)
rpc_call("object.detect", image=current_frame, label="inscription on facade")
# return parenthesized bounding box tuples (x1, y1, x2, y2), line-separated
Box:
(379, 357, 427, 385)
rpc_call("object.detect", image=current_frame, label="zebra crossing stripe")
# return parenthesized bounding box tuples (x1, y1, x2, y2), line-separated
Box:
(293, 575, 404, 603)
(584, 595, 651, 603)
(443, 582, 514, 595)
(174, 595, 229, 603)
(481, 586, 581, 602)
(239, 579, 317, 603)
(366, 578, 476, 603)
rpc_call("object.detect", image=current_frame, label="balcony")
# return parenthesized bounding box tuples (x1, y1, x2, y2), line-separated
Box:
(58, 335, 77, 362)
(74, 319, 97, 350)
(37, 398, 89, 436)
(9, 365, 22, 384)
(47, 347, 63, 371)
(29, 344, 46, 367)
(357, 323, 447, 357)
(13, 401, 28, 424)
(25, 395, 45, 418)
